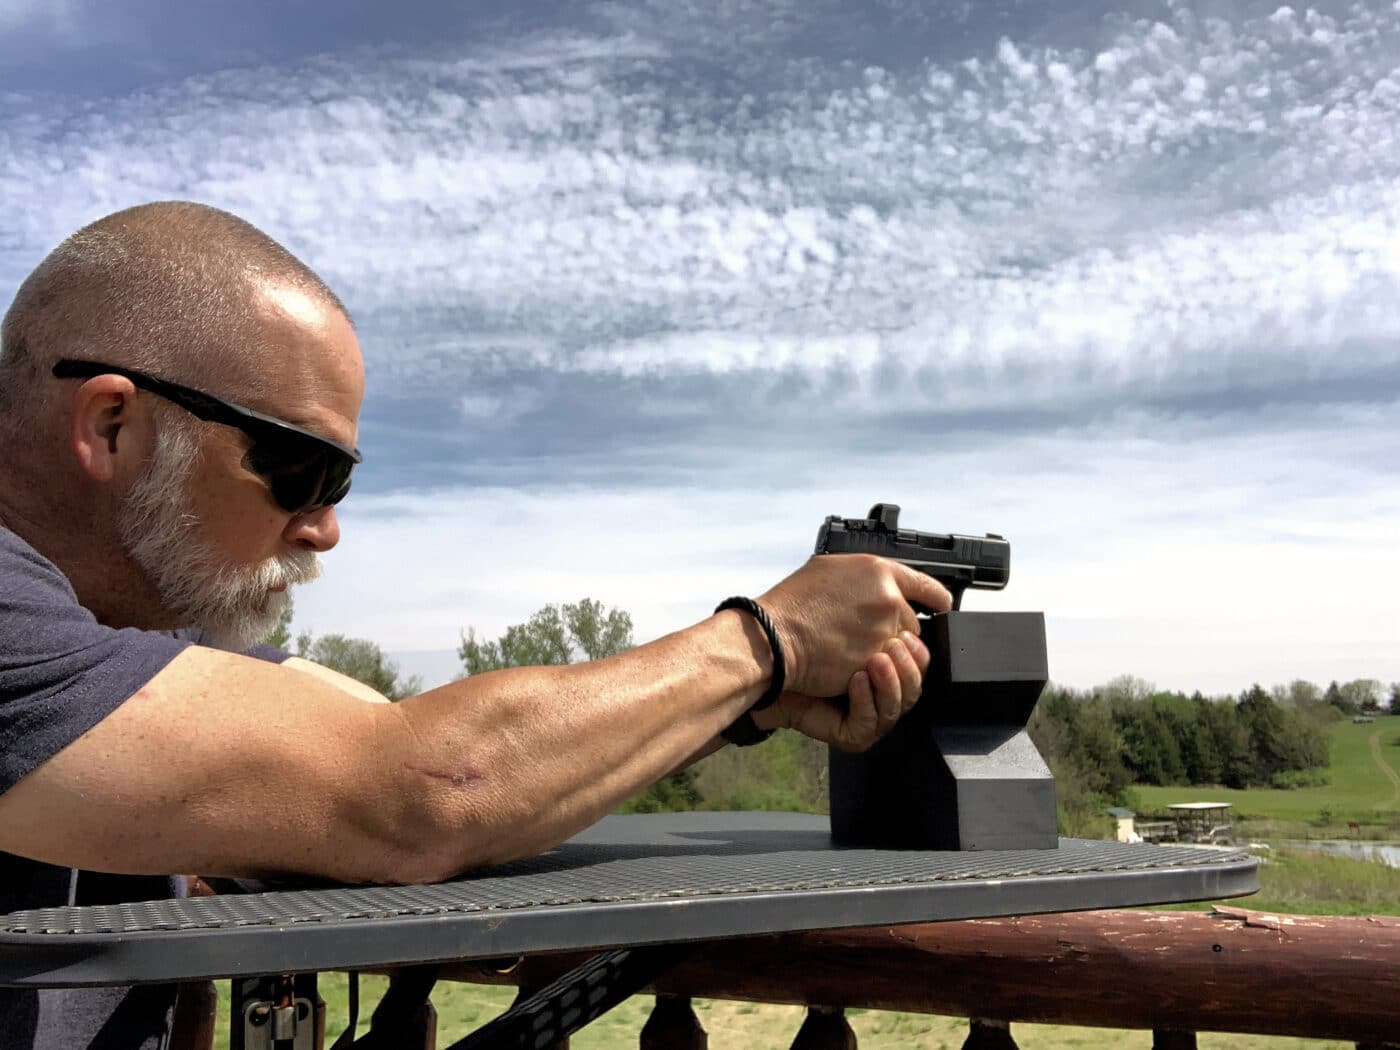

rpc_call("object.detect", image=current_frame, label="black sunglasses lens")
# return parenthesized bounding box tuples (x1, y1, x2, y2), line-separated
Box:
(246, 439, 356, 514)
(320, 462, 353, 507)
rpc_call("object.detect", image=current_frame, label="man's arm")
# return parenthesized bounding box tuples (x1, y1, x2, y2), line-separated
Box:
(0, 556, 946, 885)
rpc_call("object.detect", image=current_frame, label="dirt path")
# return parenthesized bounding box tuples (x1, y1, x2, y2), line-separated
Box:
(1370, 729, 1400, 807)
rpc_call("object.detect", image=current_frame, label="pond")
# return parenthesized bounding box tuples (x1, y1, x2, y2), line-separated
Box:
(1282, 842, 1400, 868)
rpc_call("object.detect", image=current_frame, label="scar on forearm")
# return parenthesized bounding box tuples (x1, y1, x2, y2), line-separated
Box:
(404, 763, 486, 787)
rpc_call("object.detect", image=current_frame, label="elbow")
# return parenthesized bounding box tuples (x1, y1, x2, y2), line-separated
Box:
(368, 766, 514, 885)
(359, 700, 564, 884)
(376, 848, 463, 888)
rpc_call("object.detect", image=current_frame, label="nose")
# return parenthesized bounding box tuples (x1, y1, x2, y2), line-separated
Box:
(284, 504, 341, 552)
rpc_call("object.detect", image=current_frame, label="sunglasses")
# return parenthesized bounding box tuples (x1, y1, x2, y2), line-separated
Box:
(52, 359, 362, 515)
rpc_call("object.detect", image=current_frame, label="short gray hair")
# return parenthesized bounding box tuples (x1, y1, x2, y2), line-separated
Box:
(0, 201, 349, 422)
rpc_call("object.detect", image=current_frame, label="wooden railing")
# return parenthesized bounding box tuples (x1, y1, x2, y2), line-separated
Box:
(174, 906, 1400, 1049)
(439, 907, 1400, 1049)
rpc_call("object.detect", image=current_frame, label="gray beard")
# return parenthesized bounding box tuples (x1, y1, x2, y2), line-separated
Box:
(118, 422, 322, 651)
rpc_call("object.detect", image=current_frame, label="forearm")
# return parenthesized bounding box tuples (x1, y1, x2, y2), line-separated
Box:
(392, 610, 772, 875)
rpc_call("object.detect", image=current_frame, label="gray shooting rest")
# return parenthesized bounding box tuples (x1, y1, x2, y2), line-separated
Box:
(830, 610, 1057, 850)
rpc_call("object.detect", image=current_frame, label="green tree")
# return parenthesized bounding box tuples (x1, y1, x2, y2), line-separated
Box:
(1067, 692, 1131, 798)
(1236, 684, 1327, 786)
(563, 598, 635, 661)
(1323, 680, 1358, 716)
(1340, 679, 1384, 714)
(1029, 684, 1130, 833)
(1116, 702, 1185, 786)
(458, 600, 635, 674)
(458, 601, 700, 812)
(264, 599, 419, 699)
(459, 606, 571, 672)
(262, 602, 295, 650)
(1237, 684, 1286, 783)
(1099, 675, 1153, 705)
(1277, 679, 1323, 708)
(1200, 695, 1253, 788)
(295, 631, 422, 700)
(1179, 694, 1224, 785)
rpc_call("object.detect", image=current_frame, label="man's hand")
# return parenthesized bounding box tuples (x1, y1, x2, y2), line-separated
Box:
(754, 555, 952, 751)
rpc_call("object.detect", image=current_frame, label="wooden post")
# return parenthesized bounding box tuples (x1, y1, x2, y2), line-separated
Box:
(791, 1006, 856, 1050)
(640, 995, 707, 1050)
(354, 971, 437, 1049)
(355, 996, 436, 1050)
(1153, 1030, 1198, 1050)
(411, 999, 438, 1050)
(964, 1020, 1017, 1050)
(169, 981, 218, 1050)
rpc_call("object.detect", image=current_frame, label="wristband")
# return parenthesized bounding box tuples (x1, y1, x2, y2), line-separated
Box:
(715, 596, 785, 747)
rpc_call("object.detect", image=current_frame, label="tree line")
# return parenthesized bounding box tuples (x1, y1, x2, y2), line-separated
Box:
(1027, 675, 1394, 832)
(270, 600, 1396, 827)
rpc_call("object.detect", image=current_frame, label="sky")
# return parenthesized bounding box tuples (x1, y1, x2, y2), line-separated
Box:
(1, 0, 1397, 697)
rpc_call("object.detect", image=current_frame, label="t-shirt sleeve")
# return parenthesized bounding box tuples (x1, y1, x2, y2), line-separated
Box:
(243, 643, 292, 663)
(0, 539, 192, 795)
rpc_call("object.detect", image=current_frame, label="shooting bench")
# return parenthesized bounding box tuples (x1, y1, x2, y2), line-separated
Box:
(0, 812, 1257, 1049)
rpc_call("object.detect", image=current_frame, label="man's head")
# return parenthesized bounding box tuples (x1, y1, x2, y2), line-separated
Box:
(0, 201, 365, 648)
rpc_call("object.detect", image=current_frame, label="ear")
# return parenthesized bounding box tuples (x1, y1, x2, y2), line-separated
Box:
(67, 374, 149, 484)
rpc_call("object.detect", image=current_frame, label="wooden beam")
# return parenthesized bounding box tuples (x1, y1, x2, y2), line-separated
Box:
(640, 996, 706, 1050)
(791, 1007, 857, 1050)
(433, 908, 1400, 1045)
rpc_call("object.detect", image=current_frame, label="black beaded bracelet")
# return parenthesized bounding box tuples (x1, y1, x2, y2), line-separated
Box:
(715, 596, 785, 747)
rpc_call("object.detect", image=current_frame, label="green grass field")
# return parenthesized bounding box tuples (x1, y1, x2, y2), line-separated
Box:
(1128, 719, 1400, 836)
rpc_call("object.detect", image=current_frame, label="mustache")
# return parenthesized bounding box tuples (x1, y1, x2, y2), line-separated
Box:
(259, 550, 324, 592)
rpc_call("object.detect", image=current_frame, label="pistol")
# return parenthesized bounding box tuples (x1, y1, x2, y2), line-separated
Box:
(814, 503, 1009, 611)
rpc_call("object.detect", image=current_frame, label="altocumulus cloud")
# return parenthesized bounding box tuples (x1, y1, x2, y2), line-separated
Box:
(1, 0, 1397, 693)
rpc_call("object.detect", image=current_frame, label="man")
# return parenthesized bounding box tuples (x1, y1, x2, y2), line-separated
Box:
(0, 202, 950, 1049)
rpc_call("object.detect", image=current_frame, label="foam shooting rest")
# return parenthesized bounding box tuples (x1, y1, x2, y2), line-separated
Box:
(830, 611, 1058, 850)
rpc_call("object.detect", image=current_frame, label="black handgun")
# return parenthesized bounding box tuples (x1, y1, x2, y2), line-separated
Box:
(814, 503, 1009, 611)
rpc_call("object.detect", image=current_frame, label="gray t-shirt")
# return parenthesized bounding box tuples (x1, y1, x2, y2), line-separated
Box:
(0, 526, 286, 1050)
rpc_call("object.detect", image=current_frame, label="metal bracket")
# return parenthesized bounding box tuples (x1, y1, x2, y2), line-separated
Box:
(232, 973, 318, 1050)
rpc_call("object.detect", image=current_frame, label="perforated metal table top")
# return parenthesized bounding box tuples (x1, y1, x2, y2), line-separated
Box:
(0, 812, 1257, 987)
